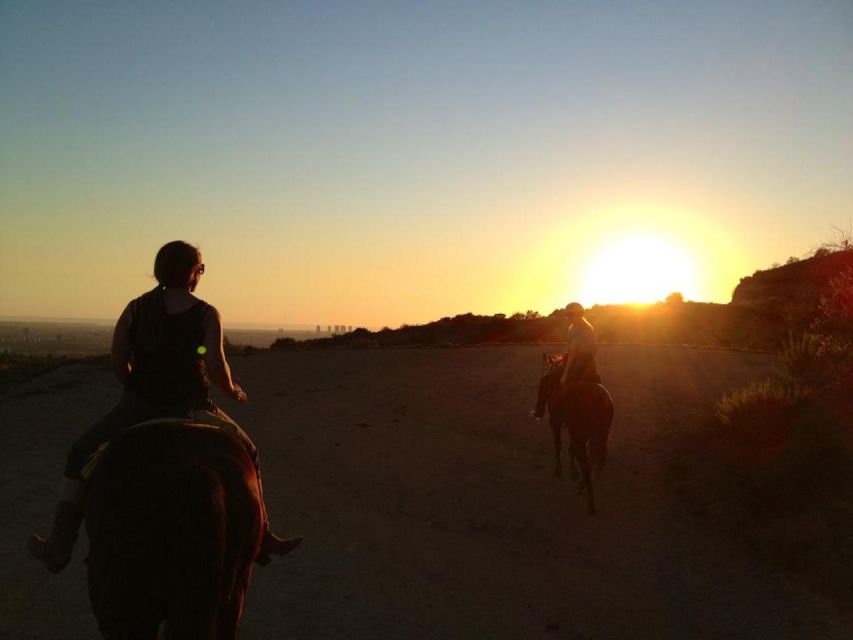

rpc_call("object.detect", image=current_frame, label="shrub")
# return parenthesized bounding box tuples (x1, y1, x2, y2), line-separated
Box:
(779, 333, 832, 388)
(815, 266, 853, 340)
(715, 380, 810, 447)
(733, 400, 848, 514)
(710, 383, 849, 516)
(270, 337, 297, 350)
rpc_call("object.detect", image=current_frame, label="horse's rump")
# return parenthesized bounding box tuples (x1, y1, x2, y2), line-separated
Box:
(85, 422, 263, 638)
(573, 382, 614, 474)
(557, 381, 613, 473)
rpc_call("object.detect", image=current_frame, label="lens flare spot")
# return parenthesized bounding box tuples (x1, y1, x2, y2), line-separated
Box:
(196, 345, 207, 355)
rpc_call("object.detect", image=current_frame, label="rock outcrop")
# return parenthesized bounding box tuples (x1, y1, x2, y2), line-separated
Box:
(731, 249, 853, 311)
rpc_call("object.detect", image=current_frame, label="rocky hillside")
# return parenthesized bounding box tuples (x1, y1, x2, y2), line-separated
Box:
(276, 249, 853, 353)
(732, 249, 853, 308)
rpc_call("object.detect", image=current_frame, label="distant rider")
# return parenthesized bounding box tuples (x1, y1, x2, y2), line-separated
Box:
(530, 302, 600, 419)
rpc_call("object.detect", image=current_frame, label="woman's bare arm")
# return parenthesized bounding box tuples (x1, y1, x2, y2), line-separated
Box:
(110, 304, 134, 385)
(203, 306, 247, 401)
(560, 325, 576, 385)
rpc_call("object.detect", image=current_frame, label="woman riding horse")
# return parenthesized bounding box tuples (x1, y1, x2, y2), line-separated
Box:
(530, 302, 600, 420)
(30, 240, 301, 572)
(531, 302, 612, 515)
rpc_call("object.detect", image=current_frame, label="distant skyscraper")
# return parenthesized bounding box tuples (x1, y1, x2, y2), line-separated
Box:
(316, 325, 321, 333)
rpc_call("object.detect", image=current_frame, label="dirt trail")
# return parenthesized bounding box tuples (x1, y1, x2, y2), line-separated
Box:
(2, 345, 849, 638)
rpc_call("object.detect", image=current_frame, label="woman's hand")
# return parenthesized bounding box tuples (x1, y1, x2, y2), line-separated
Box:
(230, 384, 248, 402)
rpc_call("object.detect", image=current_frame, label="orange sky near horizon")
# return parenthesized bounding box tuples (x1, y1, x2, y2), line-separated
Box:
(0, 196, 761, 328)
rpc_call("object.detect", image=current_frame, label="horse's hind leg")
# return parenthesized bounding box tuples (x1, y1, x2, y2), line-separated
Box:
(570, 442, 595, 515)
(98, 615, 159, 640)
(568, 438, 580, 483)
(550, 418, 562, 478)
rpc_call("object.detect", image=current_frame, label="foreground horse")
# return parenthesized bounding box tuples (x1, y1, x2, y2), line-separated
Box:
(84, 421, 264, 639)
(535, 355, 614, 515)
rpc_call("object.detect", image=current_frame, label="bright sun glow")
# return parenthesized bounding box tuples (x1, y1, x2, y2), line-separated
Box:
(579, 234, 698, 305)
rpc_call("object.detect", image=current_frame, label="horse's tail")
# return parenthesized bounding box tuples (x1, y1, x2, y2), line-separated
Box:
(161, 429, 261, 638)
(588, 385, 614, 476)
(168, 460, 228, 638)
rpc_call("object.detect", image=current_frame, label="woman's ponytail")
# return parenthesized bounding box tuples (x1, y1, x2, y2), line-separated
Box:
(132, 241, 201, 353)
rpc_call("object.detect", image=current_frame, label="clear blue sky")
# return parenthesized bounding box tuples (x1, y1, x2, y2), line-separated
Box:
(2, 1, 851, 326)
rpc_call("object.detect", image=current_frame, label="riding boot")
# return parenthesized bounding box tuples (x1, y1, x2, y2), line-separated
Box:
(256, 527, 303, 566)
(207, 409, 304, 567)
(29, 500, 84, 573)
(253, 473, 302, 566)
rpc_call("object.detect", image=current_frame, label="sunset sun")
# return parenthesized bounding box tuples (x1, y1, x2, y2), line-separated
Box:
(580, 234, 698, 305)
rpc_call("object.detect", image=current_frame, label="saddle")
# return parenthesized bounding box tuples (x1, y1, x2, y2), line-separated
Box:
(81, 412, 240, 481)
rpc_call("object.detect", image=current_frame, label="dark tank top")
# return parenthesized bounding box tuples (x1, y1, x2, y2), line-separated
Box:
(126, 299, 211, 409)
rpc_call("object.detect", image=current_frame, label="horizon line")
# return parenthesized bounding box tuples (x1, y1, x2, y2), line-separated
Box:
(0, 299, 725, 332)
(0, 315, 358, 332)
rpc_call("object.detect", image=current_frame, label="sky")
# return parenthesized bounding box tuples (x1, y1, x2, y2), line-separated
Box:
(1, 1, 851, 328)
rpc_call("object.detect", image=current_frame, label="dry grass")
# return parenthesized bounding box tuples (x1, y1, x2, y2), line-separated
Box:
(671, 368, 853, 604)
(680, 266, 853, 602)
(715, 380, 809, 448)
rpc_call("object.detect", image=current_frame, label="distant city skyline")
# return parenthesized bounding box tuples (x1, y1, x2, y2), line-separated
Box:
(0, 315, 366, 332)
(2, 2, 851, 327)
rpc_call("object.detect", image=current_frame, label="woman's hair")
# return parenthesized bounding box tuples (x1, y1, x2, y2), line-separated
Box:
(153, 241, 202, 288)
(133, 241, 202, 352)
(565, 302, 585, 316)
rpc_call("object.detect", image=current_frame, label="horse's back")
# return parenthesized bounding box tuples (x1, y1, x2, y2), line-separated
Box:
(572, 381, 614, 426)
(86, 422, 257, 542)
(85, 421, 263, 639)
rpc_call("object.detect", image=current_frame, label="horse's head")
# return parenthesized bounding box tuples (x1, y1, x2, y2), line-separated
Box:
(545, 353, 567, 369)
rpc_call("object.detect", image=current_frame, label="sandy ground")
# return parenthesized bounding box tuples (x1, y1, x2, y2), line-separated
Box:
(2, 345, 850, 639)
